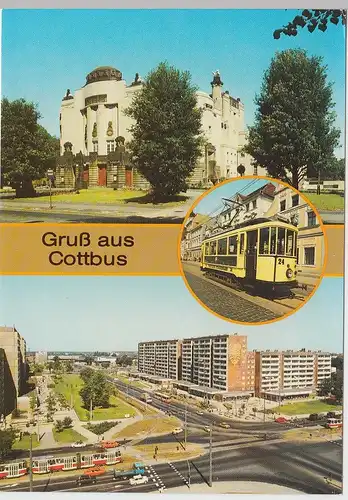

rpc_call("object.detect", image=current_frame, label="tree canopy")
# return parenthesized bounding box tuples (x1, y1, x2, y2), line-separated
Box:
(79, 371, 113, 409)
(125, 62, 204, 199)
(1, 98, 59, 196)
(0, 430, 16, 459)
(274, 10, 346, 39)
(244, 49, 340, 189)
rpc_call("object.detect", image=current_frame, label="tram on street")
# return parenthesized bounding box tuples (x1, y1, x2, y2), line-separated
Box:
(200, 218, 299, 297)
(153, 392, 172, 403)
(0, 461, 28, 480)
(0, 450, 122, 479)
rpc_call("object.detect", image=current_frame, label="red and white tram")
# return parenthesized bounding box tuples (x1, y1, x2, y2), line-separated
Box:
(31, 450, 122, 474)
(0, 461, 28, 479)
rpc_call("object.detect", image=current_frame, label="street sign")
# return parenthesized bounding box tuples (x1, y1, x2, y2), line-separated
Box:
(47, 169, 55, 180)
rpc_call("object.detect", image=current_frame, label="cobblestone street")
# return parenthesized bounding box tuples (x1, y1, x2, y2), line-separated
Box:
(183, 265, 281, 323)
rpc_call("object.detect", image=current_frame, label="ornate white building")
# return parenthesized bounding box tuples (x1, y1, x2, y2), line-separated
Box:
(56, 66, 263, 189)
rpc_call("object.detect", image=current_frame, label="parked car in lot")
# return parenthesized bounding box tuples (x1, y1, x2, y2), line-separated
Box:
(275, 417, 288, 424)
(172, 427, 183, 435)
(71, 440, 86, 448)
(76, 474, 96, 486)
(203, 425, 211, 432)
(197, 411, 204, 415)
(129, 474, 149, 486)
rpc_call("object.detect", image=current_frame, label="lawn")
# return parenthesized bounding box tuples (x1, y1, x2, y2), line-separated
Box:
(279, 400, 342, 416)
(12, 434, 40, 450)
(53, 374, 137, 421)
(133, 442, 204, 461)
(304, 193, 344, 211)
(17, 189, 188, 207)
(52, 428, 87, 444)
(117, 375, 148, 389)
(114, 416, 181, 439)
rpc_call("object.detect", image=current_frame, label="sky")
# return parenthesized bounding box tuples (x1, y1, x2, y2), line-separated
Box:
(0, 276, 343, 353)
(194, 178, 276, 216)
(1, 9, 346, 155)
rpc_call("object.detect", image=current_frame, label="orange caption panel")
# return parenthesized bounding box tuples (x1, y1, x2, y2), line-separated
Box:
(0, 223, 344, 276)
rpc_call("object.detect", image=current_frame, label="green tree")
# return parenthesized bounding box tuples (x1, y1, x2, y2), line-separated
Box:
(125, 62, 203, 199)
(64, 360, 73, 373)
(274, 10, 346, 39)
(30, 393, 37, 413)
(245, 49, 340, 189)
(54, 420, 64, 433)
(332, 370, 343, 403)
(80, 371, 113, 409)
(0, 429, 16, 459)
(46, 361, 54, 373)
(53, 355, 61, 373)
(80, 367, 94, 383)
(237, 164, 246, 177)
(317, 377, 332, 397)
(84, 355, 94, 366)
(62, 416, 73, 428)
(1, 98, 59, 197)
(332, 356, 344, 371)
(46, 392, 56, 414)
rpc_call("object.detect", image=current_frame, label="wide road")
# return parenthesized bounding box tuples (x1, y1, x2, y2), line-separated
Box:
(1, 441, 342, 494)
(0, 209, 183, 224)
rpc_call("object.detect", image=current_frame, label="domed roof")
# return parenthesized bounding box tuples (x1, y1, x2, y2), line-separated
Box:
(86, 66, 122, 85)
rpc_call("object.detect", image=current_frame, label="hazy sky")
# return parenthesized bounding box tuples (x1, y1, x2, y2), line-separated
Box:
(2, 9, 345, 155)
(0, 276, 343, 353)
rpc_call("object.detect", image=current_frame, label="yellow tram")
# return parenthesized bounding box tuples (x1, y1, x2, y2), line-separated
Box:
(200, 218, 299, 297)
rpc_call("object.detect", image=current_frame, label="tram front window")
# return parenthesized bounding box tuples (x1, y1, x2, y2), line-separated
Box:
(277, 227, 285, 255)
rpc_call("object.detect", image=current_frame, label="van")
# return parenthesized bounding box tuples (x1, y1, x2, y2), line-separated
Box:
(76, 474, 97, 486)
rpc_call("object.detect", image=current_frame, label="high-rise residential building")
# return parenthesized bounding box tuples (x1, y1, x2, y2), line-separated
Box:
(0, 326, 28, 418)
(254, 349, 332, 400)
(137, 340, 181, 380)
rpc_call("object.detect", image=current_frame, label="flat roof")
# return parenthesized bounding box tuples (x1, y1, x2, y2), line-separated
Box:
(263, 387, 314, 396)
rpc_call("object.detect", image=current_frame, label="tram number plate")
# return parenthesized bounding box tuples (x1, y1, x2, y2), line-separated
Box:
(277, 258, 285, 265)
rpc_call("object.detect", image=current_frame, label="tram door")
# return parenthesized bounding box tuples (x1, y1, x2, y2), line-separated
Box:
(64, 456, 75, 470)
(8, 463, 19, 478)
(38, 460, 49, 473)
(246, 230, 258, 280)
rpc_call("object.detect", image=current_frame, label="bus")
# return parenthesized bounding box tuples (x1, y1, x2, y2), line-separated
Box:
(153, 392, 172, 403)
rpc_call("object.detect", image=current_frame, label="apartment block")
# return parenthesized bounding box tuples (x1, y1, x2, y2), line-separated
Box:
(254, 349, 332, 399)
(137, 340, 181, 380)
(0, 327, 28, 418)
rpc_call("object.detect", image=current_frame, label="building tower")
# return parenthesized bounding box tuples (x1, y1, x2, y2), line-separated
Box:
(211, 70, 223, 112)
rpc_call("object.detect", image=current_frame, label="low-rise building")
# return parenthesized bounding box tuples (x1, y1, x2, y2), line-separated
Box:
(265, 185, 325, 276)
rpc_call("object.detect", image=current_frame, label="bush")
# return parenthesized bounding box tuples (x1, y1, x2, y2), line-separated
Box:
(85, 421, 119, 436)
(47, 383, 55, 389)
(11, 409, 21, 418)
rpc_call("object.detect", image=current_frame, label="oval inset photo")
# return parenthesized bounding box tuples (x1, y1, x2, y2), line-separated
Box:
(179, 176, 327, 325)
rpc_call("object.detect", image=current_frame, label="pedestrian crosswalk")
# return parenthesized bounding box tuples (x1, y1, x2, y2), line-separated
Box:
(145, 465, 166, 493)
(168, 461, 190, 488)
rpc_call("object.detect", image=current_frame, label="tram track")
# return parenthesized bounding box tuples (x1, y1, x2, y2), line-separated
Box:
(199, 269, 315, 317)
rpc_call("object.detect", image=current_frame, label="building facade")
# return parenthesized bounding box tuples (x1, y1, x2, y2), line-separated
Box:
(35, 351, 48, 365)
(265, 185, 325, 276)
(137, 340, 181, 380)
(57, 67, 260, 190)
(254, 349, 332, 401)
(0, 327, 28, 418)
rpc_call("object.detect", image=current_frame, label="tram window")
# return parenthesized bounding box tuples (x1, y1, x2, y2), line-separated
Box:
(259, 228, 270, 254)
(286, 230, 295, 256)
(270, 227, 277, 254)
(217, 238, 227, 255)
(204, 243, 209, 255)
(228, 235, 238, 254)
(240, 233, 245, 253)
(294, 232, 298, 257)
(277, 227, 285, 255)
(210, 240, 217, 255)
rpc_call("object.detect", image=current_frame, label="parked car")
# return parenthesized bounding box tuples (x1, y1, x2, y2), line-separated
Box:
(100, 440, 119, 449)
(197, 411, 204, 416)
(203, 425, 211, 432)
(76, 474, 96, 486)
(71, 440, 86, 448)
(172, 427, 183, 435)
(129, 474, 149, 486)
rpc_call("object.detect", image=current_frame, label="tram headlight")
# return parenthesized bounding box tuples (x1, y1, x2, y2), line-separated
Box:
(286, 268, 293, 279)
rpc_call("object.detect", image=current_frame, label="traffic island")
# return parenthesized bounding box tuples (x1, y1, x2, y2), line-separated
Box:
(113, 416, 181, 440)
(283, 427, 342, 443)
(132, 442, 205, 462)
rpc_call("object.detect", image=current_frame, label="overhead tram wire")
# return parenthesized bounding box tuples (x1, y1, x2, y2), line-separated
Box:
(188, 178, 265, 234)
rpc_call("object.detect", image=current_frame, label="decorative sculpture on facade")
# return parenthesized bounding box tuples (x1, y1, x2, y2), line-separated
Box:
(63, 89, 74, 101)
(92, 122, 98, 138)
(211, 70, 223, 87)
(63, 142, 73, 153)
(107, 121, 114, 137)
